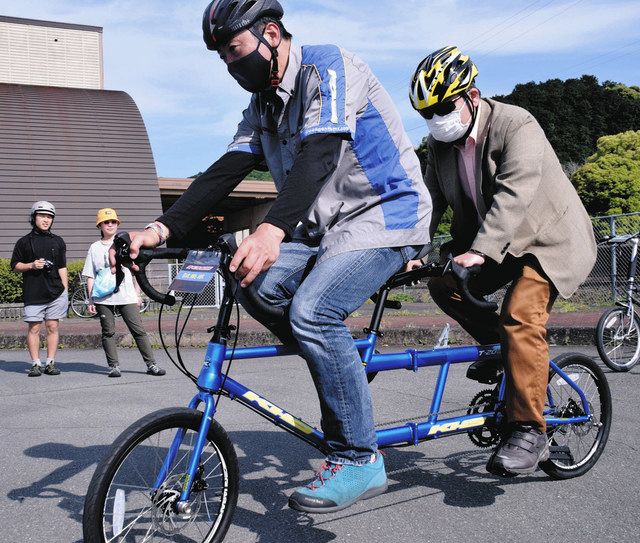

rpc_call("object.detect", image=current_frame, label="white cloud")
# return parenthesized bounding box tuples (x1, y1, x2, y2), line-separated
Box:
(1, 0, 638, 175)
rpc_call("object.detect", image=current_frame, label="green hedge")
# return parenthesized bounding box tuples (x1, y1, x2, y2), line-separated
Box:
(0, 258, 85, 304)
(0, 259, 22, 303)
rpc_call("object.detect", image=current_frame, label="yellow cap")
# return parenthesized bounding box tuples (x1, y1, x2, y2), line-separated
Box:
(96, 208, 121, 227)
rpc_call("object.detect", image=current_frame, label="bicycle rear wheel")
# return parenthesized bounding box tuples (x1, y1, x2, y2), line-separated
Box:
(540, 353, 611, 480)
(595, 306, 640, 371)
(83, 408, 239, 543)
(71, 287, 94, 318)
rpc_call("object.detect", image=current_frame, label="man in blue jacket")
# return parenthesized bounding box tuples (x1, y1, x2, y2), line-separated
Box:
(127, 0, 432, 513)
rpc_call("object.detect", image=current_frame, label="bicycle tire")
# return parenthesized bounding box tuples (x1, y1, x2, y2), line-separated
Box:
(139, 297, 151, 313)
(113, 299, 150, 318)
(83, 408, 239, 543)
(595, 306, 640, 371)
(539, 353, 611, 480)
(70, 287, 95, 318)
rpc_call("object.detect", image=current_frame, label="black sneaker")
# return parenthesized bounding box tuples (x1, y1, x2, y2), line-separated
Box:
(146, 364, 166, 376)
(486, 424, 549, 476)
(466, 358, 503, 384)
(43, 363, 61, 376)
(28, 364, 42, 377)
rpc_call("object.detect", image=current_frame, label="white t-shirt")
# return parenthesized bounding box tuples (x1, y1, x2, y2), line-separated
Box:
(82, 239, 138, 305)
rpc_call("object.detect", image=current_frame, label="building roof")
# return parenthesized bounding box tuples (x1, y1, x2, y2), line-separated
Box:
(0, 83, 163, 260)
(159, 177, 277, 198)
(0, 15, 102, 33)
(159, 176, 277, 216)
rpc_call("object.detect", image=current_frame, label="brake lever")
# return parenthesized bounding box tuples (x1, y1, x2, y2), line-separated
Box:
(112, 233, 133, 294)
(112, 232, 179, 306)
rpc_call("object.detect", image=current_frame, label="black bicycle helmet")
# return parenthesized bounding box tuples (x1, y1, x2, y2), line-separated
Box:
(202, 0, 284, 50)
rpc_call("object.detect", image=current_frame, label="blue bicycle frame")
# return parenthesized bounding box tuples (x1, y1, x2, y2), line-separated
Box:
(155, 331, 593, 504)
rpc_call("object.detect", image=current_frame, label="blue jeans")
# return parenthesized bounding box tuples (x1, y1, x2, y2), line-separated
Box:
(238, 241, 417, 465)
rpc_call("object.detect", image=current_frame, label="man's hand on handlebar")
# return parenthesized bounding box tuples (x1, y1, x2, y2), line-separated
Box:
(229, 223, 285, 287)
(109, 229, 161, 273)
(404, 259, 424, 272)
(453, 251, 485, 268)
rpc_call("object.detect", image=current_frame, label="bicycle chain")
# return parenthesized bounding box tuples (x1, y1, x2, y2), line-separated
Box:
(376, 390, 501, 451)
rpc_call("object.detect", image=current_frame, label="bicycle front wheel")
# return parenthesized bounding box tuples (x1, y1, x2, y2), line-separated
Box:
(70, 287, 94, 318)
(83, 408, 239, 543)
(540, 353, 611, 480)
(595, 306, 640, 371)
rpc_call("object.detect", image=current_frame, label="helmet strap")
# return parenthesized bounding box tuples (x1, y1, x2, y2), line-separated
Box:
(250, 27, 281, 88)
(451, 92, 477, 146)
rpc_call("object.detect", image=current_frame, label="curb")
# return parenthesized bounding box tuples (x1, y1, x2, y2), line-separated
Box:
(0, 324, 595, 350)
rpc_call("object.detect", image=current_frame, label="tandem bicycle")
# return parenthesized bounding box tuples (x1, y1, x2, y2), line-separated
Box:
(82, 233, 612, 542)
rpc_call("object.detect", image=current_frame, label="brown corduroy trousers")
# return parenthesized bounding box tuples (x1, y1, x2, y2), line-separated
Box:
(428, 255, 558, 431)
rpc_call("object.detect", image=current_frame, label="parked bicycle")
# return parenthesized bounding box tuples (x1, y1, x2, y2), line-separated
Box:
(69, 275, 150, 319)
(595, 232, 640, 371)
(83, 233, 612, 542)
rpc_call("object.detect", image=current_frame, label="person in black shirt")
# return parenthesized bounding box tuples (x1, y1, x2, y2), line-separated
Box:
(11, 201, 68, 377)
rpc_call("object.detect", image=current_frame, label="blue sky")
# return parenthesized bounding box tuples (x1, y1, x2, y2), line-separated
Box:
(2, 0, 639, 177)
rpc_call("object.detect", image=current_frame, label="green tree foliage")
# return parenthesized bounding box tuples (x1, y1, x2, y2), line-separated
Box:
(0, 259, 23, 303)
(492, 75, 640, 166)
(572, 130, 640, 215)
(0, 259, 85, 304)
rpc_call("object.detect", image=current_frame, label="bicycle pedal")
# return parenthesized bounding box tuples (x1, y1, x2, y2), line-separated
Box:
(548, 445, 573, 463)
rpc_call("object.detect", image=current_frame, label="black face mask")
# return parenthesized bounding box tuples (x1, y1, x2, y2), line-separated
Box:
(226, 29, 279, 93)
(227, 46, 272, 93)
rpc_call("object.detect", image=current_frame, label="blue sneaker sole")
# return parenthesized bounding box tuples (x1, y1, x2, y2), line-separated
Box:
(288, 481, 388, 514)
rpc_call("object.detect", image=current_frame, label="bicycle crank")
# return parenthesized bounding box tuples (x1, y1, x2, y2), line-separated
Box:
(466, 388, 502, 448)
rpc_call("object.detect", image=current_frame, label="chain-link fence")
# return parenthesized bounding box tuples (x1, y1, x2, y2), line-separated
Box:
(164, 213, 640, 310)
(587, 212, 640, 305)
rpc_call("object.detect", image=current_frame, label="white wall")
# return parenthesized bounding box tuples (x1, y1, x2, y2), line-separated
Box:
(0, 19, 103, 89)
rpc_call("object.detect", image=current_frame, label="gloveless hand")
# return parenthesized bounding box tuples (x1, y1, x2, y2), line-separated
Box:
(453, 251, 485, 267)
(230, 223, 285, 287)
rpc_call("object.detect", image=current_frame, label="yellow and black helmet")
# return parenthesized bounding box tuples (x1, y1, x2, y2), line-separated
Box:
(410, 46, 478, 113)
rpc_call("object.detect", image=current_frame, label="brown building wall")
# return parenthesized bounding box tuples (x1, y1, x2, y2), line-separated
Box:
(0, 83, 163, 262)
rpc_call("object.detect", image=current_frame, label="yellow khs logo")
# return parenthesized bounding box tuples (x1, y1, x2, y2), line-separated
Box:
(242, 391, 315, 435)
(427, 417, 486, 436)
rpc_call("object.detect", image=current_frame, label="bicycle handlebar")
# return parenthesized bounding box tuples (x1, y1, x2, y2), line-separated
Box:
(113, 232, 498, 314)
(598, 232, 640, 245)
(113, 233, 188, 306)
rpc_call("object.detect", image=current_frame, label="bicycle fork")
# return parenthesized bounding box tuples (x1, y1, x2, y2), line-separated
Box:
(152, 343, 225, 516)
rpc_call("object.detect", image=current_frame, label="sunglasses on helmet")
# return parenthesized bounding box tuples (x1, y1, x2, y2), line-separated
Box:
(419, 99, 460, 120)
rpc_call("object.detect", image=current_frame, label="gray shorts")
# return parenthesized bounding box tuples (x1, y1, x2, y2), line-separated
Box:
(24, 290, 69, 322)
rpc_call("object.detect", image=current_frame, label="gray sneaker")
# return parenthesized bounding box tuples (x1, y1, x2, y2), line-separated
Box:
(108, 366, 122, 378)
(43, 363, 61, 376)
(486, 424, 550, 476)
(146, 364, 166, 376)
(28, 364, 42, 377)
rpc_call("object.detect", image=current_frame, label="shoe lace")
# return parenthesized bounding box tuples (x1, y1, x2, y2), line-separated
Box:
(306, 463, 342, 491)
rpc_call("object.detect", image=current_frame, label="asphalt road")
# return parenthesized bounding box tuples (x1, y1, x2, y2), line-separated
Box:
(1, 345, 639, 543)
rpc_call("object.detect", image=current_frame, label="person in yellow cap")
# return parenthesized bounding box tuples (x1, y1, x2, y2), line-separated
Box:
(81, 208, 165, 378)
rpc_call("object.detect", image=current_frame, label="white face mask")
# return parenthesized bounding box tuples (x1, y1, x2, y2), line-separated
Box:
(425, 107, 470, 143)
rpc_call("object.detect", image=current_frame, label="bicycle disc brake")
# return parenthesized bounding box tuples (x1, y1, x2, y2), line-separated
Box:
(466, 388, 501, 448)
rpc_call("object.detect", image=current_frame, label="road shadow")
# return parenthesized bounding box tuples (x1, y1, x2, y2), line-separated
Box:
(8, 429, 546, 543)
(0, 359, 107, 375)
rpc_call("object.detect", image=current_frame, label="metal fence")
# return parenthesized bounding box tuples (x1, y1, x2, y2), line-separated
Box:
(167, 262, 225, 308)
(587, 212, 640, 304)
(165, 212, 640, 309)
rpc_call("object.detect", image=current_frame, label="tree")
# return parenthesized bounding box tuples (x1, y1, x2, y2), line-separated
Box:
(492, 75, 640, 167)
(572, 131, 640, 215)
